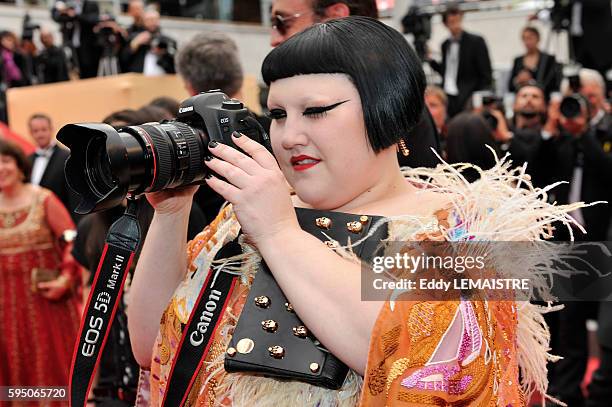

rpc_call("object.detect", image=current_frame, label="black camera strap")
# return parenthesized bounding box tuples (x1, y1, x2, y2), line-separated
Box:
(69, 199, 141, 407)
(161, 240, 241, 407)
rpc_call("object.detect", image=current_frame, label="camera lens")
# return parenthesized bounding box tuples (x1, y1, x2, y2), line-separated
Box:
(85, 136, 115, 198)
(560, 96, 582, 119)
(481, 110, 498, 131)
(58, 91, 271, 213)
(58, 120, 212, 212)
(126, 121, 207, 193)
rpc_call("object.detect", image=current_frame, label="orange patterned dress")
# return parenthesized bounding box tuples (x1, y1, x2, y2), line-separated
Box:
(144, 205, 527, 406)
(0, 186, 80, 407)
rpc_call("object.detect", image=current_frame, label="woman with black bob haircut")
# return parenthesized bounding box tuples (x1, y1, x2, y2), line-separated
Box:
(262, 16, 425, 153)
(130, 16, 578, 406)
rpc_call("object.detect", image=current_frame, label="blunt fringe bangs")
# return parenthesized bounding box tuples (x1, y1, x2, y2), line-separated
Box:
(262, 16, 426, 152)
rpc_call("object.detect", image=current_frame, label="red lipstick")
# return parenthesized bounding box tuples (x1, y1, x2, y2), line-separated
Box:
(290, 155, 321, 172)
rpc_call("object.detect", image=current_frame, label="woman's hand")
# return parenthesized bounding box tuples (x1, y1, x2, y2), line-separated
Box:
(38, 275, 71, 300)
(204, 133, 299, 245)
(145, 185, 199, 215)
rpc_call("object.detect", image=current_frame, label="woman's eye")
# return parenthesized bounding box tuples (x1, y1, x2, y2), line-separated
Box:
(267, 109, 287, 120)
(302, 100, 349, 119)
(303, 110, 328, 119)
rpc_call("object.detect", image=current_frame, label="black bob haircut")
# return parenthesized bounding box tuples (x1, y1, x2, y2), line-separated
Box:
(261, 16, 426, 153)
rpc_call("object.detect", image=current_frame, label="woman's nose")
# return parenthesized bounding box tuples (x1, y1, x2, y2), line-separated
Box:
(278, 123, 309, 150)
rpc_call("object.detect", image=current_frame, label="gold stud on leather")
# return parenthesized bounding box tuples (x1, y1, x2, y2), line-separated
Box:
(254, 295, 270, 308)
(324, 240, 339, 249)
(236, 338, 255, 354)
(315, 217, 332, 229)
(285, 302, 294, 312)
(293, 325, 308, 338)
(310, 362, 320, 373)
(261, 320, 278, 333)
(268, 345, 285, 359)
(226, 347, 237, 357)
(359, 215, 369, 223)
(347, 221, 363, 233)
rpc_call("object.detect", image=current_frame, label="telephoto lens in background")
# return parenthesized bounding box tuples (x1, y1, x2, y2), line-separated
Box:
(57, 90, 270, 214)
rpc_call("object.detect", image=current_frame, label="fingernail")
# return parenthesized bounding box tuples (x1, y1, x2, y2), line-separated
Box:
(209, 140, 219, 148)
(232, 131, 242, 138)
(204, 155, 213, 161)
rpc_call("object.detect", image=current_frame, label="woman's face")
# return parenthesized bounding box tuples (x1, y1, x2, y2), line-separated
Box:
(425, 93, 447, 132)
(1, 35, 15, 51)
(0, 154, 23, 190)
(267, 73, 391, 210)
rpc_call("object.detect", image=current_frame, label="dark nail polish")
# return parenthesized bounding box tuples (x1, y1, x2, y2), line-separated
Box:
(209, 140, 218, 148)
(205, 173, 213, 179)
(232, 131, 242, 138)
(204, 155, 213, 161)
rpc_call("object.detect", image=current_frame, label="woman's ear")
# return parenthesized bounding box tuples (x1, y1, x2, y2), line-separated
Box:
(323, 3, 350, 20)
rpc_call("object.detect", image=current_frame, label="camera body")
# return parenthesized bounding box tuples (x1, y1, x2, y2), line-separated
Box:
(474, 91, 502, 130)
(560, 65, 590, 119)
(21, 14, 40, 42)
(57, 91, 270, 214)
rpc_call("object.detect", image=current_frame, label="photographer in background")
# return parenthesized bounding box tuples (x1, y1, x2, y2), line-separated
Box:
(126, 0, 145, 37)
(542, 68, 612, 407)
(52, 0, 102, 79)
(486, 84, 552, 186)
(120, 9, 176, 76)
(36, 29, 70, 83)
(94, 15, 128, 77)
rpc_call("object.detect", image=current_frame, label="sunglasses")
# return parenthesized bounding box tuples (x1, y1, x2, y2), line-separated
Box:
(271, 12, 313, 36)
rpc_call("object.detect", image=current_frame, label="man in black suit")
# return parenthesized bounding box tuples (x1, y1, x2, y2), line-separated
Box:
(542, 69, 612, 239)
(429, 5, 493, 117)
(120, 9, 176, 76)
(27, 113, 79, 222)
(52, 0, 102, 79)
(36, 29, 70, 84)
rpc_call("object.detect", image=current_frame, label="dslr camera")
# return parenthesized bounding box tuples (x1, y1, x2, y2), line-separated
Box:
(560, 65, 589, 119)
(474, 91, 503, 130)
(57, 91, 270, 214)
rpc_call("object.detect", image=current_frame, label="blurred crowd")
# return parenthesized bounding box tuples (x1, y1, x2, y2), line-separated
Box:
(0, 1, 611, 406)
(0, 0, 176, 121)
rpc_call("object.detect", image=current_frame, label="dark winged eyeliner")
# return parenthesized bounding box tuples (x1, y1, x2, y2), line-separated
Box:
(303, 100, 350, 114)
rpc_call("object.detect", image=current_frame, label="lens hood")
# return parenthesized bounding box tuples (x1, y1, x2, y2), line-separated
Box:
(57, 123, 132, 214)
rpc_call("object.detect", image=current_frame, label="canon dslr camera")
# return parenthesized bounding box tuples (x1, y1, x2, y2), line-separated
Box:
(57, 90, 270, 214)
(560, 65, 589, 119)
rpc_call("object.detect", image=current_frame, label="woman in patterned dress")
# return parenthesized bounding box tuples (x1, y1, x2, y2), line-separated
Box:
(0, 140, 80, 406)
(128, 17, 582, 406)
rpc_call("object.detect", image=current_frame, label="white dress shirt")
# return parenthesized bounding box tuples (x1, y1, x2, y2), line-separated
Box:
(143, 52, 166, 76)
(31, 143, 56, 186)
(444, 39, 460, 96)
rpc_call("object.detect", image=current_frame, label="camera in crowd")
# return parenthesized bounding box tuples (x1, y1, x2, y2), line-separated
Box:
(95, 16, 121, 49)
(401, 6, 432, 61)
(21, 13, 40, 41)
(474, 91, 503, 130)
(150, 34, 176, 54)
(560, 65, 589, 119)
(57, 91, 270, 214)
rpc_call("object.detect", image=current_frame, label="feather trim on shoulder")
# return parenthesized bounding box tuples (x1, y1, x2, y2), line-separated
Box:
(392, 149, 601, 405)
